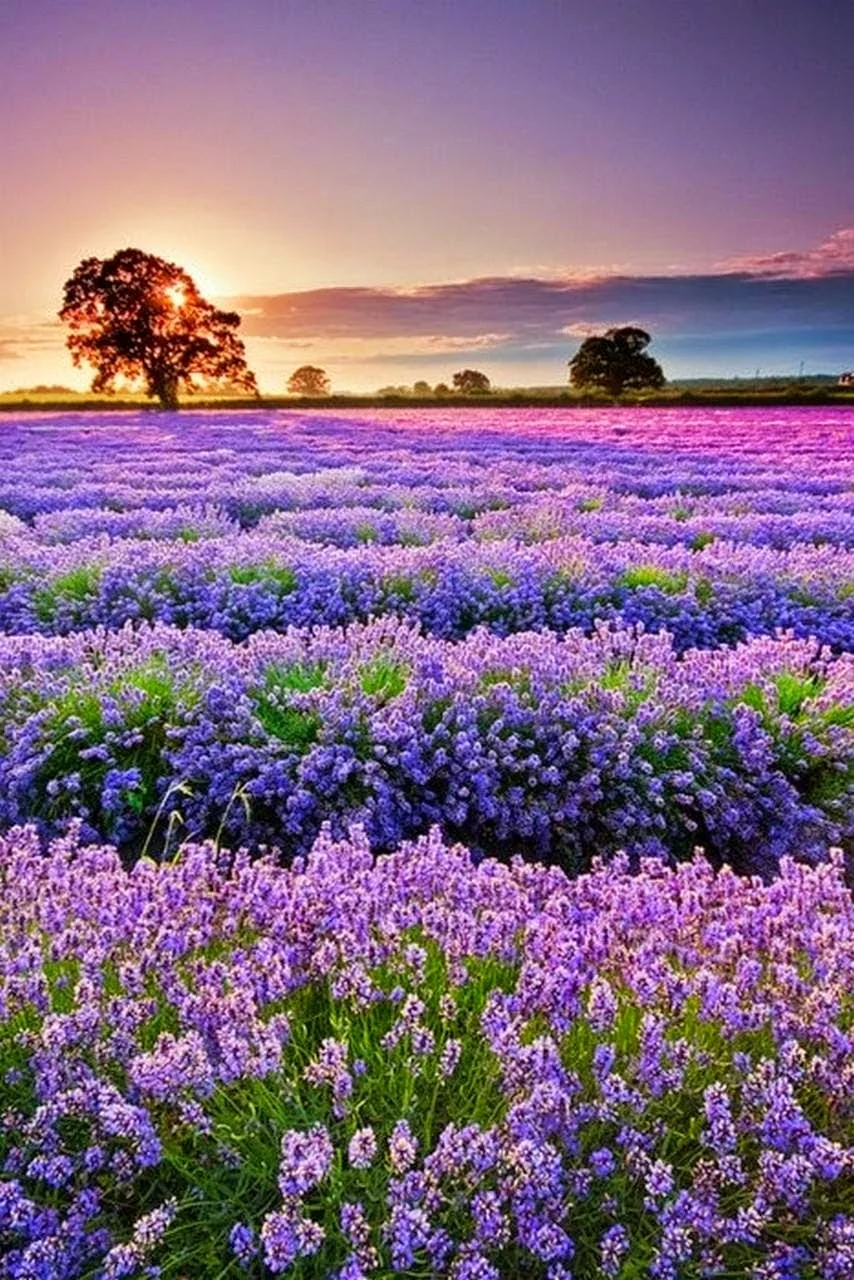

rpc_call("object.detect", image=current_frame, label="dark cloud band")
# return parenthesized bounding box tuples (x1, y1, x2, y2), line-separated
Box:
(228, 269, 854, 349)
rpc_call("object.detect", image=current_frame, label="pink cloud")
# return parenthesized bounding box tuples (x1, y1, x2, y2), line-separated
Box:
(721, 227, 854, 279)
(560, 320, 645, 339)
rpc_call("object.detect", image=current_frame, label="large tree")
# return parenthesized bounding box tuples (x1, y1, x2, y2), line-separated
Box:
(287, 365, 331, 397)
(59, 248, 258, 410)
(569, 327, 665, 397)
(452, 369, 491, 394)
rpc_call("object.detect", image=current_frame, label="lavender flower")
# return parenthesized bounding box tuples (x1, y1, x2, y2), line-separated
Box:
(348, 1126, 378, 1170)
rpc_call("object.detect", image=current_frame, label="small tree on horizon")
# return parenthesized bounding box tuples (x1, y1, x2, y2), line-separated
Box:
(412, 380, 433, 396)
(59, 248, 257, 410)
(452, 369, 491, 395)
(287, 365, 331, 397)
(568, 327, 665, 397)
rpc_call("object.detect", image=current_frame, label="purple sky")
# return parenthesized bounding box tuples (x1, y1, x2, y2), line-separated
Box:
(2, 0, 853, 390)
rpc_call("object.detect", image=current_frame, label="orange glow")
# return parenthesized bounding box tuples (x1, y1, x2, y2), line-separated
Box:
(164, 284, 186, 309)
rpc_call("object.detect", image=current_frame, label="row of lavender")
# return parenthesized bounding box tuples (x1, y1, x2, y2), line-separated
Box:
(10, 499, 854, 550)
(0, 410, 851, 654)
(1, 618, 850, 874)
(0, 532, 851, 651)
(1, 826, 851, 1278)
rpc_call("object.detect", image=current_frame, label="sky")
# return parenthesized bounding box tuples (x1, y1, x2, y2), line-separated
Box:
(2, 0, 853, 392)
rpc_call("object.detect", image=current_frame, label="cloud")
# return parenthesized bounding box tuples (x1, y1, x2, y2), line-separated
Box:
(560, 320, 645, 339)
(720, 226, 854, 279)
(227, 264, 854, 355)
(0, 315, 65, 361)
(417, 331, 512, 351)
(229, 263, 854, 386)
(231, 278, 592, 342)
(244, 331, 514, 372)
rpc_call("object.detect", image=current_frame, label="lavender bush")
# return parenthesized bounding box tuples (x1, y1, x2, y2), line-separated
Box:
(0, 621, 849, 871)
(1, 824, 852, 1278)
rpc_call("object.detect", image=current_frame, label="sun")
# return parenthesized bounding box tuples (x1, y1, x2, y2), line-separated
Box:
(164, 284, 187, 309)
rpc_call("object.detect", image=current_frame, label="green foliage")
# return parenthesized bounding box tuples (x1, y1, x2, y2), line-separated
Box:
(379, 570, 437, 602)
(397, 528, 429, 547)
(7, 924, 843, 1278)
(478, 666, 533, 697)
(33, 565, 103, 623)
(617, 565, 688, 594)
(543, 565, 580, 604)
(598, 658, 659, 707)
(251, 662, 327, 751)
(690, 530, 716, 551)
(121, 938, 510, 1277)
(787, 583, 823, 607)
(569, 327, 665, 397)
(287, 366, 331, 397)
(3, 384, 852, 413)
(451, 369, 491, 395)
(694, 577, 715, 605)
(228, 562, 298, 593)
(33, 654, 198, 827)
(59, 248, 257, 410)
(357, 656, 410, 701)
(735, 671, 853, 809)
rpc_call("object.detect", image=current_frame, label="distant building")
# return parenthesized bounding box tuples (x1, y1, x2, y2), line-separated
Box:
(839, 371, 854, 386)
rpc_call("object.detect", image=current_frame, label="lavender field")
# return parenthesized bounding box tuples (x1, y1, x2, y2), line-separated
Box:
(1, 406, 852, 1278)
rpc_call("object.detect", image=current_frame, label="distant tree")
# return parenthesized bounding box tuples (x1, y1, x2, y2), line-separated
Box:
(15, 384, 77, 396)
(190, 376, 260, 397)
(452, 369, 491, 394)
(59, 248, 258, 410)
(568, 327, 665, 397)
(287, 365, 331, 397)
(412, 380, 433, 396)
(434, 382, 451, 398)
(377, 385, 411, 398)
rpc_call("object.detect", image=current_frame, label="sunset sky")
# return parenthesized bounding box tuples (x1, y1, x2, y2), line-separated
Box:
(2, 0, 853, 392)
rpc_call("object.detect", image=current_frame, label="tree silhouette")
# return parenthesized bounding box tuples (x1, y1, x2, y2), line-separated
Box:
(287, 365, 331, 396)
(59, 248, 257, 410)
(568, 327, 665, 397)
(452, 369, 491, 394)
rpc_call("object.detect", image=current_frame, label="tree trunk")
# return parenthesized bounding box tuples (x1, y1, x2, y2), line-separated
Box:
(153, 373, 180, 410)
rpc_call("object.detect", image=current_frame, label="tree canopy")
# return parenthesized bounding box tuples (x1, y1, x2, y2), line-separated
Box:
(568, 327, 665, 397)
(59, 248, 257, 410)
(287, 366, 331, 397)
(452, 369, 491, 394)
